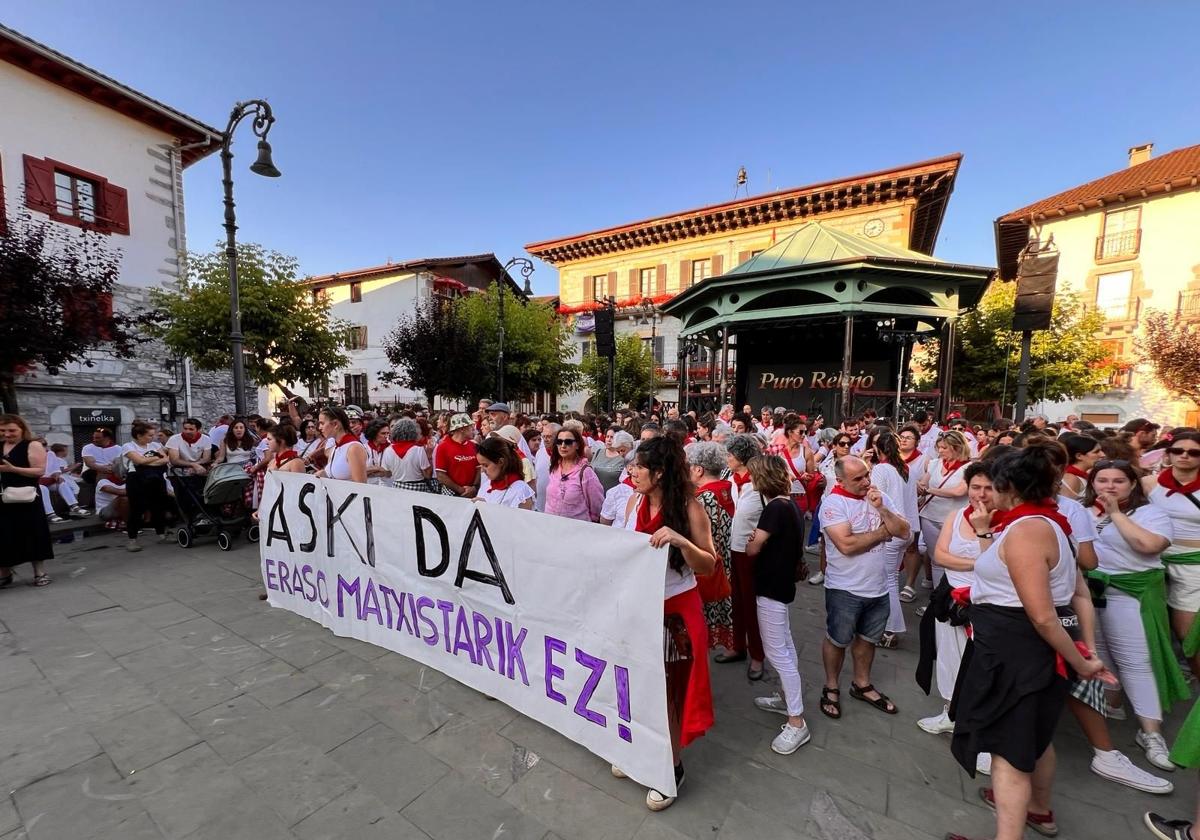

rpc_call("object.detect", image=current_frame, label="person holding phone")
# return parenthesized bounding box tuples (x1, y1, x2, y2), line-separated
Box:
(0, 414, 54, 587)
(122, 420, 171, 551)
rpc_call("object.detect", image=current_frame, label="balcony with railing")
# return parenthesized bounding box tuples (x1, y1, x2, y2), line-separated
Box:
(1095, 228, 1141, 261)
(1085, 296, 1141, 325)
(1179, 290, 1200, 320)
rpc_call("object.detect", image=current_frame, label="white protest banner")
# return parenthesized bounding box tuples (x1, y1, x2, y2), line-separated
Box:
(259, 471, 676, 795)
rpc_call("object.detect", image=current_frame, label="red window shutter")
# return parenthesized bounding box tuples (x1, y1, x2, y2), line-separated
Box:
(628, 268, 639, 299)
(737, 250, 750, 265)
(23, 155, 56, 214)
(656, 264, 666, 295)
(712, 254, 724, 276)
(680, 259, 692, 288)
(606, 271, 617, 300)
(101, 183, 130, 235)
(582, 274, 595, 302)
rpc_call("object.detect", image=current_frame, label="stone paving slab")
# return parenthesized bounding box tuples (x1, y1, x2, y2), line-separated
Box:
(0, 533, 1190, 839)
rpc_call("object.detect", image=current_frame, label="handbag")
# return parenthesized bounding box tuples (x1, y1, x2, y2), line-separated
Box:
(695, 556, 731, 603)
(1, 486, 37, 504)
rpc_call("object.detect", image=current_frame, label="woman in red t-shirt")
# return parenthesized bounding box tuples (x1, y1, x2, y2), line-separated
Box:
(434, 414, 480, 498)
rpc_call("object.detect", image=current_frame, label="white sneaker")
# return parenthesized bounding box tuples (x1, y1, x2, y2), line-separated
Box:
(917, 707, 955, 735)
(126, 539, 142, 552)
(1091, 749, 1174, 794)
(1137, 731, 1176, 772)
(976, 753, 992, 776)
(808, 571, 825, 586)
(771, 722, 812, 755)
(611, 765, 627, 779)
(1104, 701, 1128, 721)
(754, 694, 789, 717)
(646, 764, 684, 811)
(68, 505, 91, 518)
(47, 513, 66, 523)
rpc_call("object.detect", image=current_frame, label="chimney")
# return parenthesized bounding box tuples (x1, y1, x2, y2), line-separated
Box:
(1128, 143, 1153, 168)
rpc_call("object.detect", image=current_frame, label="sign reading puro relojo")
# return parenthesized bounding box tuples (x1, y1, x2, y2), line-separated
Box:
(70, 407, 121, 426)
(259, 472, 677, 795)
(745, 361, 890, 416)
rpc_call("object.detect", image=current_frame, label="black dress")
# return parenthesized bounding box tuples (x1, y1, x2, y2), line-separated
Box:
(0, 440, 54, 568)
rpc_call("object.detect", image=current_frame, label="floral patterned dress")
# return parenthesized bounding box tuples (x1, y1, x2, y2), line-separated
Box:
(697, 487, 735, 651)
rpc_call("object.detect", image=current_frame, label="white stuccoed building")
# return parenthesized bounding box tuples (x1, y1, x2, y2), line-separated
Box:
(0, 24, 240, 454)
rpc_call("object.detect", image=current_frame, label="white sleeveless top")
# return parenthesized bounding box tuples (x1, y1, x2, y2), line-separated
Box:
(1149, 483, 1200, 545)
(920, 459, 969, 524)
(972, 515, 1075, 608)
(944, 507, 980, 589)
(624, 497, 697, 600)
(328, 439, 365, 481)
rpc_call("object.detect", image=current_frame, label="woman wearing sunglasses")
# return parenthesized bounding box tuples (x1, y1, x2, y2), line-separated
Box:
(1147, 432, 1200, 677)
(543, 426, 604, 523)
(909, 430, 971, 602)
(1082, 459, 1181, 775)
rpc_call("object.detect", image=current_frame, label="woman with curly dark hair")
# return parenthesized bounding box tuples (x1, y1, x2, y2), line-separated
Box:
(616, 435, 716, 812)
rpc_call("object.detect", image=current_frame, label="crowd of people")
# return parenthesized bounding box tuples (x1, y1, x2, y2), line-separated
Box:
(4, 399, 1200, 837)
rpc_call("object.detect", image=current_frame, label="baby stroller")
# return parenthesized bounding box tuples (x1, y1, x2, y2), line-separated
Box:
(169, 464, 260, 551)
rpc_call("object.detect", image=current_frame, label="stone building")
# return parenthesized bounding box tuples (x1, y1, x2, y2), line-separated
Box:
(0, 24, 240, 454)
(996, 142, 1200, 426)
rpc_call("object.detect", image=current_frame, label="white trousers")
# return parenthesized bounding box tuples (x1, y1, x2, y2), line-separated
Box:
(756, 596, 804, 716)
(885, 539, 907, 633)
(41, 477, 79, 513)
(935, 620, 970, 703)
(1094, 589, 1162, 722)
(920, 517, 947, 587)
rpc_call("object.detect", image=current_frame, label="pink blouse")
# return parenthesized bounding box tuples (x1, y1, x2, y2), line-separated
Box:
(544, 460, 605, 523)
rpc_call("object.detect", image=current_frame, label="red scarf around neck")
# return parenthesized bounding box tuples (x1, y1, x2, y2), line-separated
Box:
(991, 499, 1072, 536)
(368, 440, 388, 454)
(620, 475, 635, 488)
(1065, 464, 1090, 479)
(274, 449, 297, 467)
(181, 431, 202, 445)
(487, 472, 521, 493)
(831, 485, 866, 501)
(941, 459, 968, 476)
(336, 434, 359, 447)
(732, 470, 753, 493)
(903, 450, 922, 464)
(1159, 469, 1200, 497)
(635, 497, 663, 534)
(391, 440, 419, 458)
(696, 479, 735, 517)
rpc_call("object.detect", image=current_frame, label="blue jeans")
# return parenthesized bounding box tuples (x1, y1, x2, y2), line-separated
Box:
(824, 588, 889, 648)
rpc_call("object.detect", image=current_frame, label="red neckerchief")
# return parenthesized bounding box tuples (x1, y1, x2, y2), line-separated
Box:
(336, 434, 359, 447)
(635, 497, 663, 534)
(1065, 465, 1089, 479)
(697, 479, 735, 517)
(488, 472, 521, 492)
(990, 499, 1073, 536)
(1093, 499, 1130, 517)
(274, 449, 297, 467)
(621, 475, 635, 488)
(781, 445, 805, 481)
(181, 431, 201, 445)
(903, 450, 922, 464)
(732, 470, 753, 493)
(1159, 469, 1200, 497)
(831, 485, 866, 501)
(961, 505, 976, 527)
(391, 441, 418, 458)
(368, 440, 388, 454)
(941, 459, 968, 476)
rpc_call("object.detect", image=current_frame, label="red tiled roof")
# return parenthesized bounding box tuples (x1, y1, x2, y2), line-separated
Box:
(999, 143, 1200, 222)
(307, 254, 499, 286)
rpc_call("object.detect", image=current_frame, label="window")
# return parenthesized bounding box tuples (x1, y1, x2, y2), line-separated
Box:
(311, 288, 328, 304)
(1096, 207, 1141, 260)
(345, 325, 368, 351)
(580, 340, 593, 358)
(639, 268, 655, 298)
(349, 282, 362, 303)
(594, 274, 609, 299)
(643, 336, 665, 364)
(750, 249, 764, 259)
(691, 259, 712, 285)
(22, 155, 129, 234)
(344, 373, 369, 406)
(1094, 270, 1134, 320)
(306, 378, 330, 398)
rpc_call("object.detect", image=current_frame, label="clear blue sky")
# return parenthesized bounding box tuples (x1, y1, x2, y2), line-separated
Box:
(8, 2, 1199, 294)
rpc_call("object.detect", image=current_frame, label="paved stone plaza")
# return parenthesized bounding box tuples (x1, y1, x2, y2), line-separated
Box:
(0, 533, 1188, 840)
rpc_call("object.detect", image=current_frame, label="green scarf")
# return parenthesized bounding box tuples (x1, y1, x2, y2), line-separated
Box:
(1171, 613, 1200, 768)
(1163, 549, 1200, 566)
(1087, 567, 1190, 713)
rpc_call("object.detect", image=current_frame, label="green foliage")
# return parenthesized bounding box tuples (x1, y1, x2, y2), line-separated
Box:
(454, 286, 579, 402)
(146, 243, 348, 388)
(579, 333, 655, 410)
(954, 282, 1117, 402)
(380, 295, 491, 407)
(1139, 309, 1200, 404)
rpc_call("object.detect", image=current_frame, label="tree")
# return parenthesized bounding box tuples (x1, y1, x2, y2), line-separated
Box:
(579, 333, 654, 411)
(1139, 309, 1200, 405)
(954, 282, 1117, 403)
(146, 243, 348, 392)
(380, 295, 491, 408)
(454, 285, 579, 403)
(0, 208, 141, 412)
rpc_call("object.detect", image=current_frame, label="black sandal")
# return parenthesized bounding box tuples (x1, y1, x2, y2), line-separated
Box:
(31, 574, 51, 587)
(849, 682, 897, 714)
(819, 686, 841, 719)
(714, 650, 747, 664)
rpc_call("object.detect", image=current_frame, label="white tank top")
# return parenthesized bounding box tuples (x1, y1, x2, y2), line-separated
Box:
(1149, 483, 1200, 544)
(944, 507, 980, 589)
(328, 439, 364, 481)
(972, 515, 1076, 608)
(624, 497, 697, 600)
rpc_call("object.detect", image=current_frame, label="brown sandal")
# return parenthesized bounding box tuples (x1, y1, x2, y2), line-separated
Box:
(850, 682, 897, 714)
(819, 686, 841, 719)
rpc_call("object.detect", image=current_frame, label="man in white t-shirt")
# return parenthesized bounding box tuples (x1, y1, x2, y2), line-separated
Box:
(819, 455, 910, 717)
(486, 403, 533, 458)
(166, 418, 213, 476)
(42, 442, 87, 521)
(82, 427, 123, 483)
(209, 414, 232, 450)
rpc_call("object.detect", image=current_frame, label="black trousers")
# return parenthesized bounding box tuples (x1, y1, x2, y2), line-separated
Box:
(126, 470, 168, 539)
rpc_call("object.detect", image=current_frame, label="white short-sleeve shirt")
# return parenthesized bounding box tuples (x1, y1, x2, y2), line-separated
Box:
(1094, 504, 1174, 574)
(821, 490, 901, 598)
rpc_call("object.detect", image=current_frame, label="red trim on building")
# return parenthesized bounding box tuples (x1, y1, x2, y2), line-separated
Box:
(23, 155, 130, 235)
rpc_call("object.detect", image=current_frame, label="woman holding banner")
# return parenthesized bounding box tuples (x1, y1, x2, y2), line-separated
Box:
(316, 407, 366, 484)
(618, 435, 717, 812)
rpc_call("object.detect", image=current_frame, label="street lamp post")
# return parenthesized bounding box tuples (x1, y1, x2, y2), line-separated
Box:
(496, 257, 534, 403)
(639, 300, 660, 414)
(220, 99, 281, 416)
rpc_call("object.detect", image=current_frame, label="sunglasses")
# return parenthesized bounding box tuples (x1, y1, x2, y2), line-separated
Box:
(555, 439, 577, 446)
(1168, 447, 1200, 457)
(834, 440, 851, 447)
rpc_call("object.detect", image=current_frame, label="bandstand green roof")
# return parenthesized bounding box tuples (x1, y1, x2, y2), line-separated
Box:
(662, 222, 995, 338)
